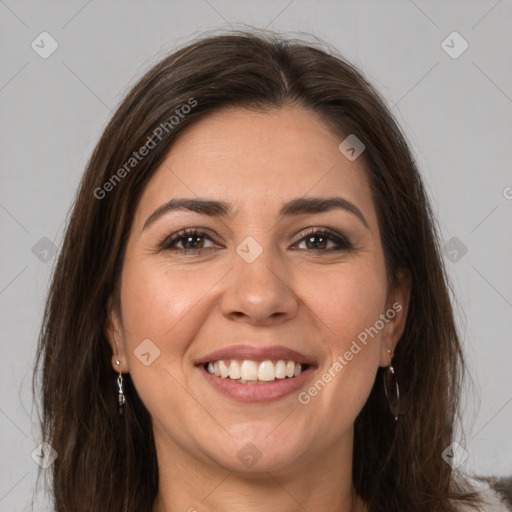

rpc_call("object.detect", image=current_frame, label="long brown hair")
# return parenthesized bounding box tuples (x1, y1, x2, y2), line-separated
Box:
(34, 29, 485, 511)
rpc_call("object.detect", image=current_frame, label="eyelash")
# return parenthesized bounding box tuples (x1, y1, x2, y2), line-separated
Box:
(159, 227, 353, 254)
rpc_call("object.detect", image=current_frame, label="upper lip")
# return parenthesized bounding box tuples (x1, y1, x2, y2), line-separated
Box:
(195, 344, 317, 366)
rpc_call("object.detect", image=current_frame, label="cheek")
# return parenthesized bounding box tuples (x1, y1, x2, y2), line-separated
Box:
(302, 263, 387, 407)
(118, 255, 227, 389)
(117, 258, 214, 421)
(308, 259, 388, 342)
(120, 256, 213, 339)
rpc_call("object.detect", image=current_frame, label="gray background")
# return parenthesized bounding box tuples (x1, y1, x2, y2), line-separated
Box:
(1, 0, 511, 509)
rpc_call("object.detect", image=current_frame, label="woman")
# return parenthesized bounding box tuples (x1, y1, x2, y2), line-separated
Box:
(34, 30, 509, 511)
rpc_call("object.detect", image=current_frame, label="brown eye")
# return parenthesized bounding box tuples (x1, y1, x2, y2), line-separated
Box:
(179, 234, 205, 250)
(161, 228, 218, 252)
(303, 234, 330, 250)
(295, 229, 352, 252)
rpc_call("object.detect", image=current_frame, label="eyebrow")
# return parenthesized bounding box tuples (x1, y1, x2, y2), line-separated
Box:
(142, 196, 369, 231)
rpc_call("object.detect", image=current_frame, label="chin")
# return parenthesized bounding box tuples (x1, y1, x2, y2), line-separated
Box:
(205, 436, 308, 475)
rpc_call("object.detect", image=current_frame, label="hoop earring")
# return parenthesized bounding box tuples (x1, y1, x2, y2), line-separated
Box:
(383, 349, 400, 421)
(116, 359, 126, 416)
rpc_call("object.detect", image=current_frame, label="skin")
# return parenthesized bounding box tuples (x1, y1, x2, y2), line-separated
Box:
(105, 105, 410, 512)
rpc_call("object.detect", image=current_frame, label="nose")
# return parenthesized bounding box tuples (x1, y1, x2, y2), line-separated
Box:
(220, 246, 299, 326)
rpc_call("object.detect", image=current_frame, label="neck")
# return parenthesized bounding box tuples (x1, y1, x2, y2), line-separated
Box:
(151, 425, 367, 512)
(153, 476, 362, 512)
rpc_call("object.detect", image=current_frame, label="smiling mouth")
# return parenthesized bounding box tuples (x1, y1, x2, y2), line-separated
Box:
(203, 359, 310, 384)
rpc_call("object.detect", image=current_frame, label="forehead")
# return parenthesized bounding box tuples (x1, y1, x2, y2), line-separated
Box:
(133, 105, 376, 226)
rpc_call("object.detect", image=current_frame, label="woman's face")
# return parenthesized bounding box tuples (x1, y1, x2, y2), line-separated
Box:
(106, 105, 409, 475)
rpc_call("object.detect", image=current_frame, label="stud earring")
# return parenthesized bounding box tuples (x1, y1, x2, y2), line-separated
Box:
(383, 348, 400, 421)
(116, 359, 126, 415)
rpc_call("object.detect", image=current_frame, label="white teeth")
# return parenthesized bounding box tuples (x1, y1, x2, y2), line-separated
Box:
(275, 360, 287, 379)
(257, 360, 275, 381)
(240, 360, 258, 380)
(218, 360, 230, 378)
(228, 360, 241, 380)
(206, 359, 307, 382)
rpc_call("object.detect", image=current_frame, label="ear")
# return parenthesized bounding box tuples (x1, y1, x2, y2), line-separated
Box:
(104, 296, 129, 373)
(379, 269, 411, 367)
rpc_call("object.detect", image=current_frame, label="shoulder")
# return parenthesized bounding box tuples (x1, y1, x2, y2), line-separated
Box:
(457, 476, 511, 512)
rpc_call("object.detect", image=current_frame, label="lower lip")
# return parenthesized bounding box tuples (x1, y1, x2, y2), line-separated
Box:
(198, 365, 315, 403)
